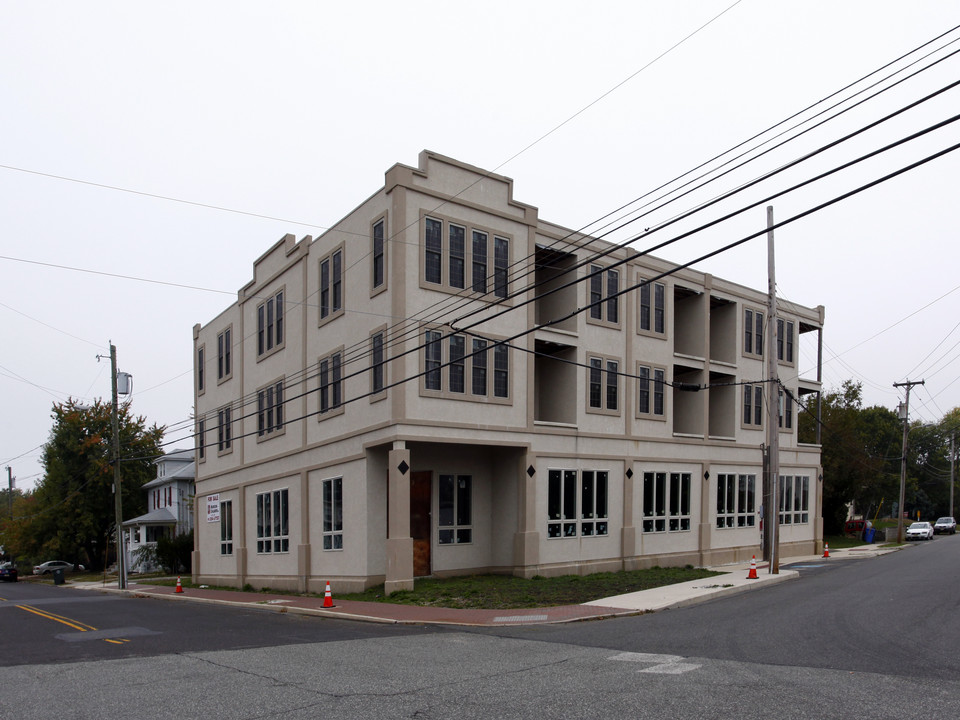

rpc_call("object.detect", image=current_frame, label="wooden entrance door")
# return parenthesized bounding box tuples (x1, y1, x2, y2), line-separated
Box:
(410, 471, 432, 577)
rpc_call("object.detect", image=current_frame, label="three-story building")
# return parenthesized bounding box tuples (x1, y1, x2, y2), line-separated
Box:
(192, 151, 824, 594)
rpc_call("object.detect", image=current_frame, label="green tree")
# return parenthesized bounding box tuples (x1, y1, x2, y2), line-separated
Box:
(25, 399, 164, 570)
(799, 381, 896, 534)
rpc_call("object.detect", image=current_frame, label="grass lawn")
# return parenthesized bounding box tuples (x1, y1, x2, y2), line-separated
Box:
(337, 566, 722, 610)
(138, 566, 722, 610)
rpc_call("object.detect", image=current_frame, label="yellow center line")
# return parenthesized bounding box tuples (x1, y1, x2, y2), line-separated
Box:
(17, 604, 97, 632)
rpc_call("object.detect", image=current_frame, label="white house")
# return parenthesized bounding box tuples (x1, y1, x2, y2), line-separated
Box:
(124, 448, 195, 572)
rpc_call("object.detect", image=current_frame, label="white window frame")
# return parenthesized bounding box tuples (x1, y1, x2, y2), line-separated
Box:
(220, 500, 233, 555)
(716, 473, 757, 528)
(547, 469, 609, 539)
(779, 475, 810, 524)
(641, 471, 692, 533)
(438, 474, 472, 545)
(256, 488, 289, 553)
(322, 477, 343, 550)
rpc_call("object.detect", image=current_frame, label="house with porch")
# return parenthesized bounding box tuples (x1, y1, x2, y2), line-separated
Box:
(124, 448, 195, 572)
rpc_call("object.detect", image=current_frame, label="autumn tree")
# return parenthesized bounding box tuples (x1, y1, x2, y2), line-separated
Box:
(23, 399, 164, 569)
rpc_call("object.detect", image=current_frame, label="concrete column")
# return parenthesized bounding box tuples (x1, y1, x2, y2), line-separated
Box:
(385, 442, 413, 594)
(698, 464, 712, 566)
(512, 453, 540, 578)
(621, 460, 637, 570)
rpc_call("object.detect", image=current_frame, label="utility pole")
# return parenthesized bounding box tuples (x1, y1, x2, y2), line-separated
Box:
(110, 344, 126, 590)
(950, 430, 957, 517)
(763, 206, 780, 574)
(5, 466, 13, 519)
(894, 379, 924, 544)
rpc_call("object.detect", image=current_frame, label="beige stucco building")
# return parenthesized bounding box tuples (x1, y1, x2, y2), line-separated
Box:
(192, 151, 825, 594)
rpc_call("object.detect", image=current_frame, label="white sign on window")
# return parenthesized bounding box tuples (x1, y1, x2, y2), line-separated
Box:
(206, 494, 221, 523)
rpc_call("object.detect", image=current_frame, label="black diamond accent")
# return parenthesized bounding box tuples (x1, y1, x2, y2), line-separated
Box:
(703, 471, 710, 481)
(526, 465, 536, 477)
(397, 460, 409, 475)
(625, 468, 633, 479)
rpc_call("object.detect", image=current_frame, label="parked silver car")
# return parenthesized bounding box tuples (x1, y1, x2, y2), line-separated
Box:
(905, 522, 934, 541)
(933, 517, 956, 534)
(33, 560, 83, 575)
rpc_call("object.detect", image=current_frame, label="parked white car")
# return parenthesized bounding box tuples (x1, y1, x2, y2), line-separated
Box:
(905, 521, 934, 541)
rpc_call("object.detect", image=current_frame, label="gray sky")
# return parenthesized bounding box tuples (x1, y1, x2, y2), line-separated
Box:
(3, 1, 959, 491)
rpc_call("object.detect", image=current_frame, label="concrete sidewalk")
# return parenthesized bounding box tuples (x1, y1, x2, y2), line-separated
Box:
(72, 544, 899, 627)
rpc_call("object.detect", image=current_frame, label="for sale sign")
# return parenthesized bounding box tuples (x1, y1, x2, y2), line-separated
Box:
(206, 494, 220, 523)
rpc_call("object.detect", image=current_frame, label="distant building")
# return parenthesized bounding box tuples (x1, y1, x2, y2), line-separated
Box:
(192, 151, 824, 594)
(124, 448, 195, 573)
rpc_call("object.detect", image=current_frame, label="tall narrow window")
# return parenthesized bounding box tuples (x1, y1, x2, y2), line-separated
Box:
(606, 269, 619, 324)
(654, 369, 665, 415)
(332, 250, 342, 315)
(744, 309, 753, 354)
(217, 328, 231, 380)
(589, 358, 603, 408)
(654, 283, 665, 333)
(579, 470, 608, 537)
(547, 469, 579, 538)
(217, 406, 232, 451)
(425, 217, 442, 284)
(371, 332, 385, 394)
(320, 258, 331, 318)
(606, 360, 618, 411)
(589, 265, 603, 320)
(322, 477, 343, 550)
(471, 339, 487, 395)
(668, 472, 691, 531)
(439, 474, 472, 544)
(472, 230, 487, 293)
(320, 250, 343, 321)
(197, 419, 205, 460)
(320, 353, 343, 414)
(425, 330, 442, 391)
(494, 236, 509, 299)
(197, 346, 205, 392)
(755, 311, 764, 355)
(493, 343, 509, 398)
(372, 219, 385, 289)
(638, 366, 650, 413)
(220, 500, 233, 555)
(449, 335, 465, 393)
(449, 224, 465, 289)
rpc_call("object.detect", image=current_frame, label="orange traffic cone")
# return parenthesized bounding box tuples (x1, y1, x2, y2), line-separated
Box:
(323, 580, 334, 608)
(175, 576, 184, 593)
(823, 543, 830, 558)
(747, 555, 759, 579)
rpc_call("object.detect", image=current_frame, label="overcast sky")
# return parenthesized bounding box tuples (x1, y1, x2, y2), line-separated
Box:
(3, 1, 959, 491)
